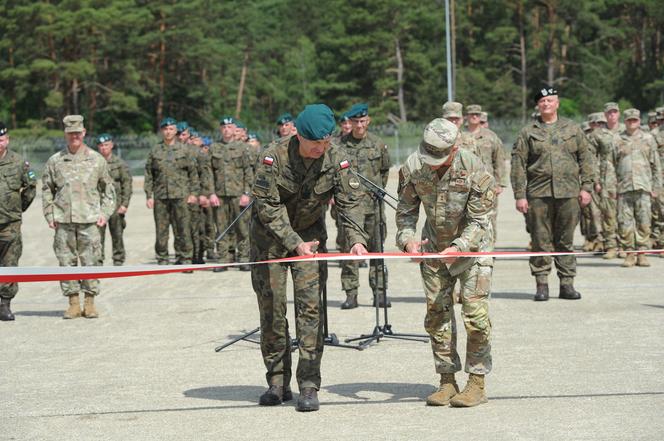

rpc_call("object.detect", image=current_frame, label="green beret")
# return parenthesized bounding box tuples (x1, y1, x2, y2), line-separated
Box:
(276, 112, 294, 126)
(176, 121, 189, 133)
(248, 132, 259, 140)
(96, 133, 113, 144)
(219, 116, 236, 126)
(337, 112, 350, 123)
(189, 129, 200, 138)
(160, 117, 177, 128)
(235, 121, 247, 130)
(347, 103, 369, 118)
(296, 104, 336, 141)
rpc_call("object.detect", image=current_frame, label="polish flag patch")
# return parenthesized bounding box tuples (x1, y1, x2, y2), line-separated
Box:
(263, 156, 274, 166)
(339, 160, 350, 169)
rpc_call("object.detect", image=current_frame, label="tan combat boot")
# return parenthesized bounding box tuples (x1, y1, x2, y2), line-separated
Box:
(63, 294, 82, 319)
(603, 248, 617, 260)
(621, 253, 637, 267)
(617, 250, 627, 258)
(449, 373, 487, 407)
(636, 254, 650, 267)
(426, 373, 459, 406)
(82, 294, 98, 319)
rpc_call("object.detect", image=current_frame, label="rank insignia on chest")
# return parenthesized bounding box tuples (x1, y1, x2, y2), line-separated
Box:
(263, 156, 274, 166)
(339, 160, 350, 169)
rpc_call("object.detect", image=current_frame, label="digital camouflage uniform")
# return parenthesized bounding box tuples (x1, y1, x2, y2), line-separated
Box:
(606, 129, 662, 251)
(250, 136, 366, 390)
(588, 127, 619, 250)
(652, 130, 664, 246)
(144, 140, 200, 264)
(338, 132, 391, 296)
(186, 144, 213, 263)
(0, 151, 37, 301)
(396, 149, 496, 375)
(98, 153, 132, 265)
(511, 117, 595, 285)
(580, 131, 604, 248)
(209, 140, 253, 263)
(42, 145, 116, 296)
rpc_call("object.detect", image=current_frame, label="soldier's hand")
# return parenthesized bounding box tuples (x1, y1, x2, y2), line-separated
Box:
(495, 186, 504, 195)
(117, 205, 128, 215)
(239, 194, 251, 207)
(146, 198, 154, 209)
(296, 240, 319, 256)
(199, 195, 209, 207)
(651, 191, 657, 198)
(578, 190, 592, 208)
(595, 183, 602, 193)
(439, 246, 460, 265)
(48, 221, 58, 229)
(96, 216, 107, 227)
(515, 198, 529, 214)
(329, 197, 336, 206)
(209, 194, 220, 207)
(349, 243, 368, 255)
(187, 195, 198, 205)
(405, 238, 429, 263)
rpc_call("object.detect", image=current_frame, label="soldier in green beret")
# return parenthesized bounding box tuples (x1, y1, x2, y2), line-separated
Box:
(96, 134, 132, 266)
(276, 112, 297, 138)
(251, 104, 368, 412)
(0, 122, 37, 321)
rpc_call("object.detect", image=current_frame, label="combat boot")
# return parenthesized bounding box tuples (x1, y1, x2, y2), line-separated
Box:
(602, 248, 617, 260)
(582, 239, 594, 252)
(426, 373, 459, 406)
(534, 283, 549, 301)
(296, 387, 319, 412)
(622, 253, 637, 267)
(340, 289, 358, 310)
(559, 284, 581, 300)
(0, 298, 15, 321)
(258, 385, 293, 406)
(206, 250, 219, 261)
(449, 373, 487, 407)
(636, 254, 650, 267)
(63, 294, 82, 319)
(617, 250, 627, 258)
(82, 294, 98, 319)
(592, 240, 604, 252)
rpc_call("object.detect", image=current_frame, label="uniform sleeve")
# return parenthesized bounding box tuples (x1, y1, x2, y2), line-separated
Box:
(576, 127, 596, 192)
(380, 143, 391, 188)
(197, 152, 213, 196)
(604, 142, 618, 195)
(451, 170, 495, 252)
(649, 139, 662, 194)
(187, 155, 200, 197)
(510, 130, 529, 200)
(98, 159, 117, 220)
(334, 165, 368, 248)
(243, 149, 254, 195)
(120, 160, 132, 207)
(144, 150, 154, 199)
(41, 160, 56, 224)
(251, 155, 303, 252)
(20, 161, 37, 212)
(491, 133, 507, 187)
(395, 166, 420, 250)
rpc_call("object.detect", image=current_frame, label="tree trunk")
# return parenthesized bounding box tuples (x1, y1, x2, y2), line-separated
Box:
(156, 12, 166, 128)
(560, 23, 570, 77)
(518, 1, 527, 123)
(89, 43, 97, 133)
(235, 50, 249, 118)
(9, 46, 17, 128)
(395, 38, 407, 122)
(72, 78, 79, 115)
(545, 1, 557, 85)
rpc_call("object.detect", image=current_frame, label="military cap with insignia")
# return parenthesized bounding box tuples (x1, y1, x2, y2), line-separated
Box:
(295, 104, 336, 141)
(219, 115, 236, 126)
(96, 133, 113, 144)
(442, 101, 463, 118)
(418, 118, 459, 166)
(202, 136, 212, 146)
(159, 117, 177, 128)
(347, 103, 369, 119)
(337, 112, 350, 122)
(623, 108, 640, 120)
(63, 115, 85, 133)
(604, 102, 619, 112)
(276, 113, 294, 126)
(0, 121, 7, 136)
(235, 121, 247, 130)
(581, 121, 591, 133)
(647, 111, 657, 123)
(466, 104, 482, 115)
(248, 132, 259, 141)
(479, 112, 488, 123)
(189, 129, 200, 138)
(656, 106, 664, 120)
(588, 112, 607, 124)
(533, 86, 558, 103)
(176, 121, 189, 134)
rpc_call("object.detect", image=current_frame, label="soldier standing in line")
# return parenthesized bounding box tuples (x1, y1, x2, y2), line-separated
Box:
(647, 112, 659, 132)
(442, 102, 479, 155)
(479, 112, 489, 129)
(465, 104, 507, 243)
(396, 118, 496, 408)
(653, 108, 664, 251)
(144, 117, 200, 266)
(337, 103, 391, 309)
(0, 122, 37, 321)
(42, 115, 116, 319)
(579, 116, 604, 252)
(251, 104, 367, 412)
(276, 112, 298, 138)
(511, 87, 595, 301)
(329, 111, 353, 253)
(209, 116, 253, 271)
(604, 102, 626, 134)
(605, 109, 661, 267)
(200, 136, 218, 261)
(96, 134, 132, 266)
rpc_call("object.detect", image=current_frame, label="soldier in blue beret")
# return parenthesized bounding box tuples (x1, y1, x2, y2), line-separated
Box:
(177, 121, 190, 144)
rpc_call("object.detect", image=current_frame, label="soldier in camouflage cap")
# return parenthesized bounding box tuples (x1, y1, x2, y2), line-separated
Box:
(0, 122, 37, 321)
(604, 102, 625, 134)
(647, 112, 658, 131)
(396, 117, 496, 407)
(479, 112, 489, 128)
(442, 102, 479, 155)
(42, 115, 116, 319)
(579, 114, 604, 252)
(251, 104, 368, 412)
(652, 107, 664, 249)
(511, 87, 595, 301)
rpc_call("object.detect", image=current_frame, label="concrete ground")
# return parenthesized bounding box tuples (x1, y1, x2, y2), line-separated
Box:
(2, 173, 663, 441)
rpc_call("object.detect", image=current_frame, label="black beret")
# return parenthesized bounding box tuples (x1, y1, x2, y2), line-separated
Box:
(0, 122, 7, 136)
(534, 86, 558, 103)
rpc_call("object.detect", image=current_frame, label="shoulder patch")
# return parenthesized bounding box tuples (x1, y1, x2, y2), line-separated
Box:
(262, 156, 274, 166)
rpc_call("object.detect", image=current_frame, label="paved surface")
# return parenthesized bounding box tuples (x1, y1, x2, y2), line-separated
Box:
(2, 173, 663, 441)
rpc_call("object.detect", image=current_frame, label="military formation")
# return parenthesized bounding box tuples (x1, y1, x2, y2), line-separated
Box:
(1, 89, 663, 414)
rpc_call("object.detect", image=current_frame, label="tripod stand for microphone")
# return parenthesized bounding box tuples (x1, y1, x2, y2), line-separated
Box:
(343, 170, 428, 348)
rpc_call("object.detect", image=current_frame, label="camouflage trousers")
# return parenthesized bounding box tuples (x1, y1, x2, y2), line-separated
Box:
(617, 190, 651, 251)
(652, 191, 664, 246)
(251, 252, 327, 390)
(201, 206, 216, 255)
(490, 198, 499, 244)
(153, 198, 192, 264)
(329, 203, 342, 251)
(340, 210, 387, 294)
(580, 192, 603, 242)
(188, 204, 202, 262)
(98, 213, 126, 265)
(600, 194, 618, 249)
(54, 223, 101, 297)
(214, 197, 249, 263)
(0, 221, 22, 299)
(527, 197, 579, 283)
(420, 261, 492, 375)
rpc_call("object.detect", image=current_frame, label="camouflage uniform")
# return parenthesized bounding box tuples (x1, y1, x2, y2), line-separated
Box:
(511, 117, 595, 285)
(0, 151, 37, 301)
(338, 132, 391, 296)
(250, 137, 366, 390)
(144, 140, 200, 264)
(652, 130, 664, 246)
(42, 145, 116, 296)
(588, 127, 619, 250)
(606, 128, 662, 251)
(396, 149, 496, 375)
(209, 140, 254, 263)
(98, 153, 132, 265)
(580, 131, 604, 249)
(186, 144, 213, 263)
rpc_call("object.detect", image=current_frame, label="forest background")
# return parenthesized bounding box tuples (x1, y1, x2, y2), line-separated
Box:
(1, 0, 663, 168)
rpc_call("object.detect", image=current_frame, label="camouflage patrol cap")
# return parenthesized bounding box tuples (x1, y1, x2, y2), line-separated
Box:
(647, 111, 657, 123)
(63, 115, 85, 133)
(418, 118, 459, 166)
(479, 112, 488, 123)
(581, 121, 591, 133)
(466, 104, 482, 114)
(623, 108, 640, 120)
(442, 101, 463, 118)
(0, 121, 7, 136)
(656, 106, 664, 120)
(159, 117, 177, 128)
(604, 102, 619, 112)
(96, 133, 113, 144)
(588, 112, 607, 124)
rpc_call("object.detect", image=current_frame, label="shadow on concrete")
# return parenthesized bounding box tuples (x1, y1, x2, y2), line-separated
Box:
(577, 261, 622, 267)
(492, 292, 533, 300)
(382, 296, 425, 304)
(642, 304, 664, 310)
(324, 382, 434, 402)
(14, 310, 62, 317)
(183, 385, 265, 402)
(492, 391, 664, 401)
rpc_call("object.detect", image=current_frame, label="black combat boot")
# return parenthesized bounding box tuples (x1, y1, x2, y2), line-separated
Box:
(296, 387, 320, 412)
(559, 284, 581, 300)
(259, 385, 293, 406)
(340, 289, 358, 310)
(534, 283, 549, 301)
(0, 298, 15, 321)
